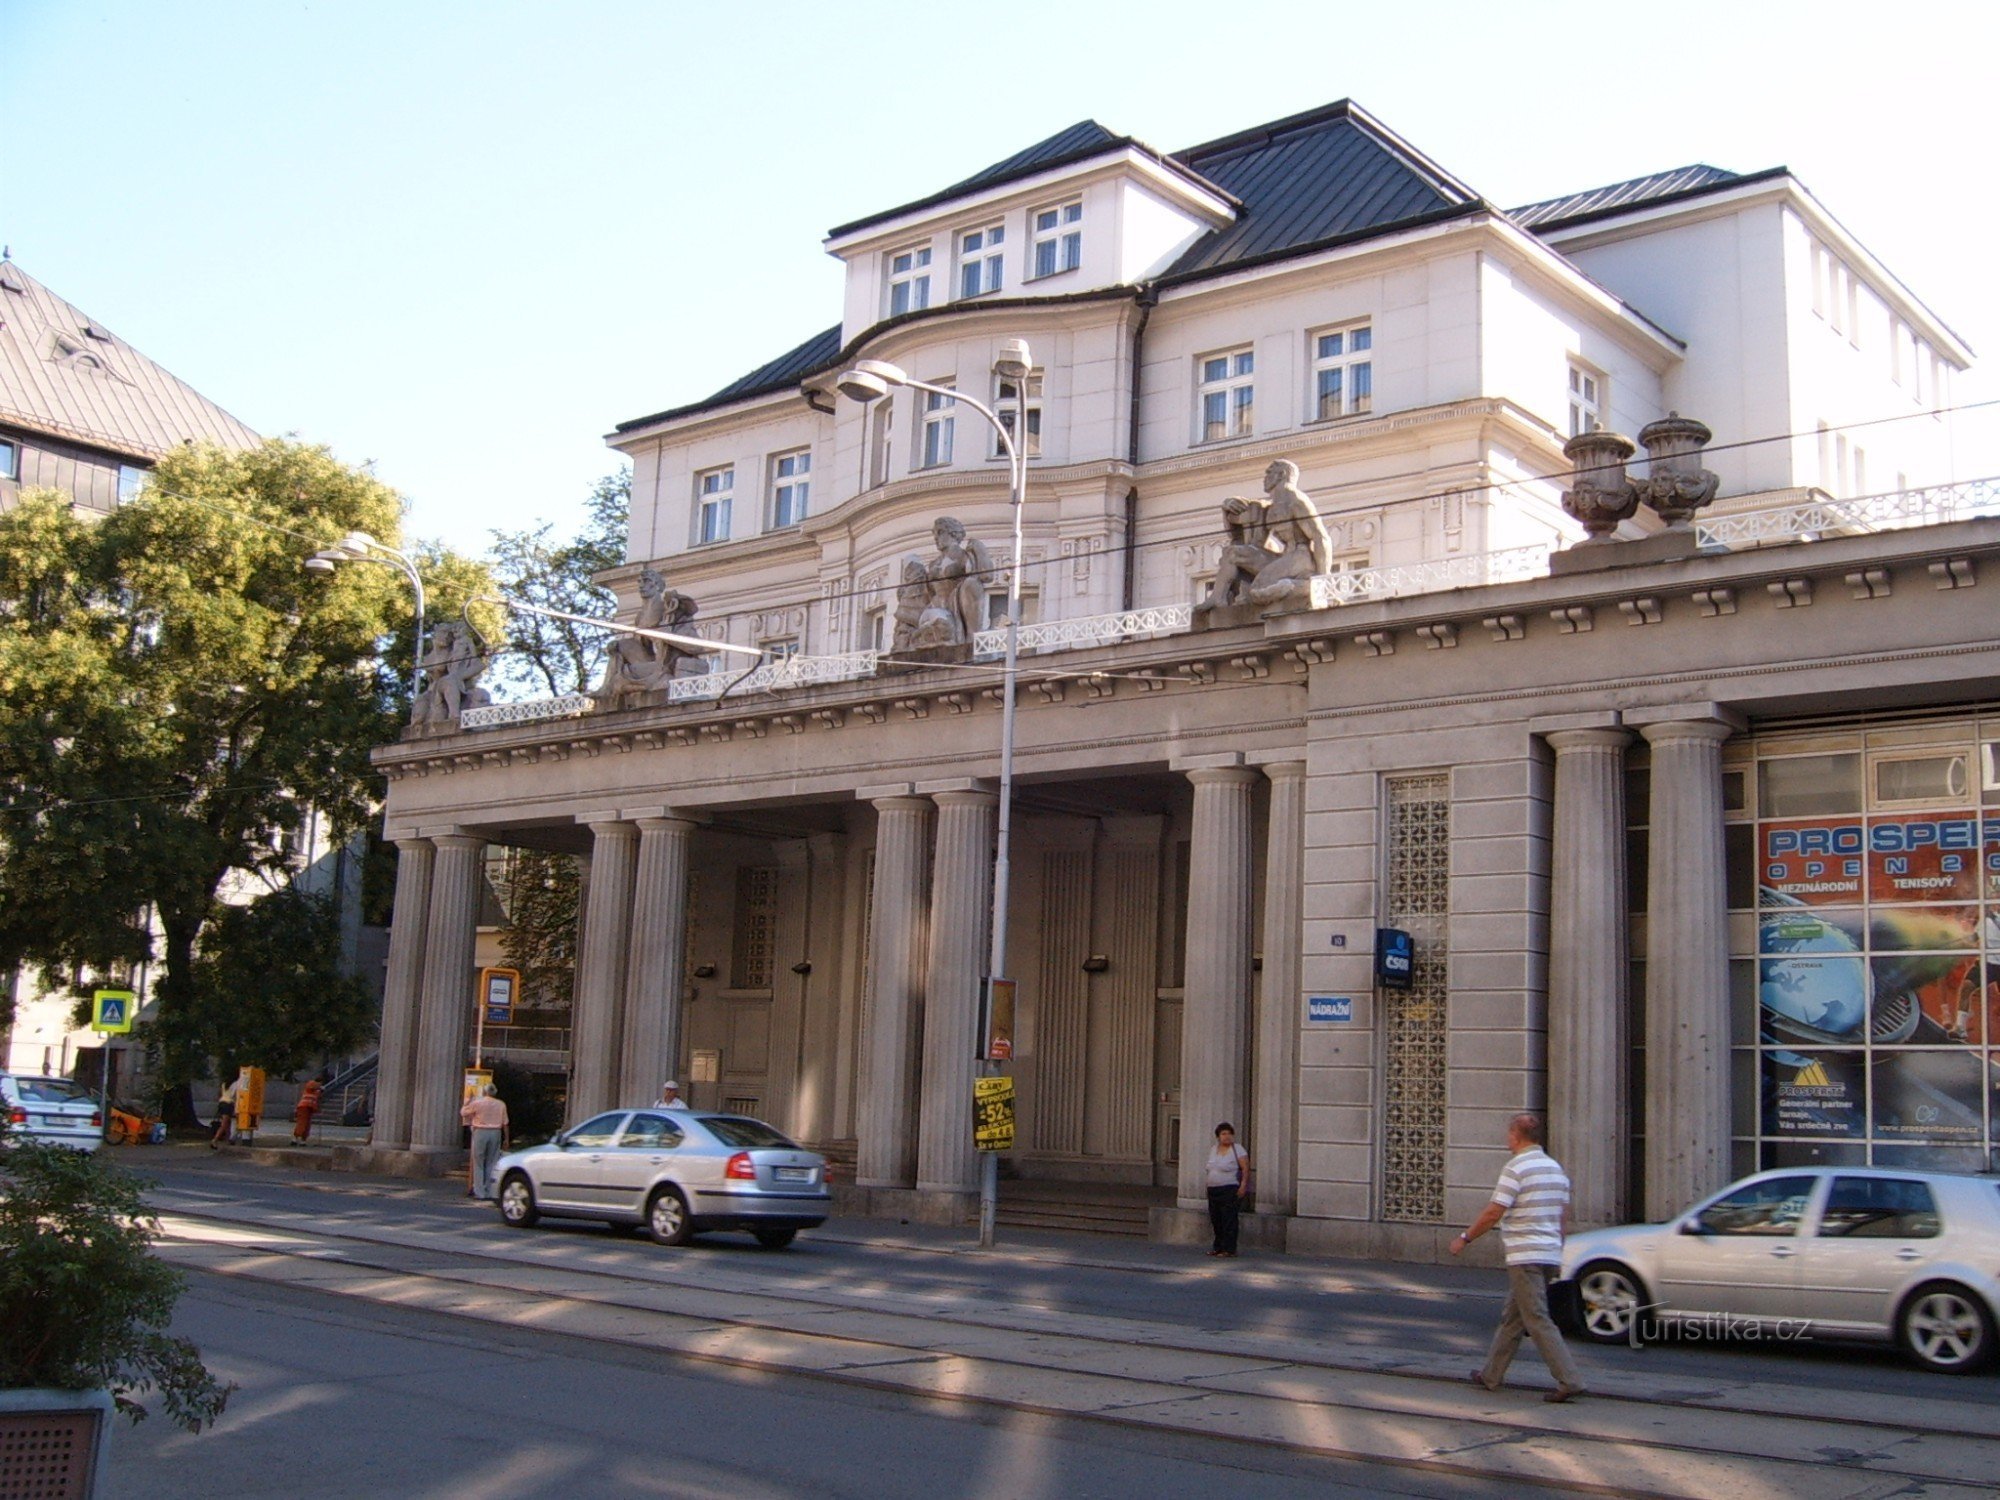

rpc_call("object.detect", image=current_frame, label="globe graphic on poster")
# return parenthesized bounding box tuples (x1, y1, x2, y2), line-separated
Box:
(1759, 892, 1867, 1042)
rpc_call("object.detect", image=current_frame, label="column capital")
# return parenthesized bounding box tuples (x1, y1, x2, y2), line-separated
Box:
(390, 834, 436, 854)
(869, 794, 934, 814)
(916, 775, 998, 797)
(1184, 764, 1261, 789)
(1545, 727, 1633, 753)
(634, 815, 702, 834)
(930, 788, 999, 811)
(1259, 759, 1307, 783)
(1626, 702, 1747, 736)
(1637, 718, 1736, 749)
(584, 818, 640, 841)
(428, 831, 486, 852)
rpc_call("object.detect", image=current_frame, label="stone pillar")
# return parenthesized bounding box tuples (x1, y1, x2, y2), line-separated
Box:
(409, 833, 486, 1153)
(1639, 712, 1738, 1220)
(795, 831, 849, 1147)
(369, 836, 433, 1150)
(917, 789, 997, 1195)
(618, 816, 698, 1107)
(856, 796, 932, 1188)
(1254, 762, 1306, 1216)
(570, 819, 638, 1122)
(1545, 728, 1632, 1226)
(1178, 766, 1259, 1207)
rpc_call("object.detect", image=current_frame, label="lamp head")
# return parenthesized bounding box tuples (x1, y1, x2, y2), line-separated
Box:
(304, 553, 339, 574)
(337, 530, 377, 555)
(993, 339, 1032, 381)
(836, 358, 908, 402)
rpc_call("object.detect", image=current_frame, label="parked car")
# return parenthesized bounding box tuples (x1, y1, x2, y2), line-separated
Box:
(1561, 1166, 2000, 1372)
(0, 1074, 104, 1152)
(494, 1109, 830, 1249)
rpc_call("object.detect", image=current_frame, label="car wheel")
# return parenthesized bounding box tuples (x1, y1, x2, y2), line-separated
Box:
(753, 1227, 797, 1250)
(647, 1186, 693, 1247)
(498, 1173, 539, 1229)
(1574, 1260, 1648, 1345)
(1898, 1283, 1995, 1373)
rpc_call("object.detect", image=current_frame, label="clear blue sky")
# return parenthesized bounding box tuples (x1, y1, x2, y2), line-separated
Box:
(6, 0, 1994, 554)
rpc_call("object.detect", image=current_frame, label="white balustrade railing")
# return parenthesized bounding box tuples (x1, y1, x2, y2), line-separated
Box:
(1694, 476, 2000, 550)
(459, 693, 594, 730)
(1309, 543, 1553, 608)
(667, 649, 882, 702)
(972, 603, 1193, 659)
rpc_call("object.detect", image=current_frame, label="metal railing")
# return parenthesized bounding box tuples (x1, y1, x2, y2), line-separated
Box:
(1694, 476, 2000, 550)
(973, 603, 1193, 659)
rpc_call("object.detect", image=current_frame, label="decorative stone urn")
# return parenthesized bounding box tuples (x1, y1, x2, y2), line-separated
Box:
(1560, 429, 1639, 542)
(1634, 412, 1720, 528)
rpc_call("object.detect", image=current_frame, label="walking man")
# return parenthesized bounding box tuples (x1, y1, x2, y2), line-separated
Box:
(460, 1085, 510, 1201)
(1451, 1112, 1586, 1403)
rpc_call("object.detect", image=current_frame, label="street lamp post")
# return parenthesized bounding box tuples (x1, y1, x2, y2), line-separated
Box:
(837, 340, 1032, 1250)
(305, 530, 428, 700)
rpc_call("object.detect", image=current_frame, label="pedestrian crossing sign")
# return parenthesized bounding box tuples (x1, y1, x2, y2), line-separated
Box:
(92, 989, 136, 1034)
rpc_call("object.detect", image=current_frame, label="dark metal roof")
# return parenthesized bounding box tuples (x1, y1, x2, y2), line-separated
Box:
(1161, 103, 1480, 280)
(614, 324, 843, 434)
(1510, 164, 1749, 231)
(827, 121, 1132, 239)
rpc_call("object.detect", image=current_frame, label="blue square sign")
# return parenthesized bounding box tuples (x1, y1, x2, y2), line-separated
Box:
(1308, 996, 1354, 1023)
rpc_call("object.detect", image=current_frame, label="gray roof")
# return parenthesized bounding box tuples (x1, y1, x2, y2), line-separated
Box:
(1509, 164, 1770, 231)
(0, 257, 259, 460)
(614, 325, 842, 434)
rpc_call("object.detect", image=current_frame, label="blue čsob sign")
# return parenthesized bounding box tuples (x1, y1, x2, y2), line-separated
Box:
(1308, 995, 1354, 1023)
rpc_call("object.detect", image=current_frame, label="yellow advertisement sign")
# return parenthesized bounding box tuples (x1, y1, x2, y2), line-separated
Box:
(973, 1075, 1015, 1152)
(463, 1067, 493, 1105)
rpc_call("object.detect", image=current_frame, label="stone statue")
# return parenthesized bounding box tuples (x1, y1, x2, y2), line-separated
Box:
(592, 566, 706, 707)
(889, 555, 929, 652)
(1194, 459, 1334, 612)
(909, 516, 993, 648)
(411, 621, 490, 727)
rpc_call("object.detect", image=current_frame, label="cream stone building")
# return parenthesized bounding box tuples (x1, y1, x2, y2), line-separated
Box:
(370, 101, 1993, 1255)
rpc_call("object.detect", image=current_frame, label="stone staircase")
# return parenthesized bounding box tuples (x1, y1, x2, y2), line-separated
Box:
(994, 1180, 1167, 1237)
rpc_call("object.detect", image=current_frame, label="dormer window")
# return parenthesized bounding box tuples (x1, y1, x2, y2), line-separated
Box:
(887, 245, 932, 317)
(1031, 201, 1082, 279)
(958, 224, 1004, 298)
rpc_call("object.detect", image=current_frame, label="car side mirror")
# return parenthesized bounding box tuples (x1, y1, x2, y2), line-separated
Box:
(1678, 1216, 1707, 1235)
(552, 1133, 571, 1150)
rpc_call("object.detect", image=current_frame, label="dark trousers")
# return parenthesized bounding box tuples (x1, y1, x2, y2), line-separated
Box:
(1206, 1186, 1241, 1253)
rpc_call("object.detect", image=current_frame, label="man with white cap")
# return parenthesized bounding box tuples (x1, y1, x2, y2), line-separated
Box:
(658, 1080, 690, 1111)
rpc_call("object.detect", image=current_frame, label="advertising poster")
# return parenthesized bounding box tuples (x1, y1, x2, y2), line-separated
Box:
(1763, 1051, 1865, 1137)
(1868, 952, 1984, 1045)
(1870, 1048, 1985, 1144)
(1865, 811, 1983, 904)
(1760, 819, 1864, 906)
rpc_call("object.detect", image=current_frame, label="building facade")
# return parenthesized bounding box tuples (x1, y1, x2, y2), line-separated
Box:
(370, 102, 1992, 1253)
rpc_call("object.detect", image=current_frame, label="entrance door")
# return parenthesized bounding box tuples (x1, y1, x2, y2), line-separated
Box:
(1153, 996, 1181, 1188)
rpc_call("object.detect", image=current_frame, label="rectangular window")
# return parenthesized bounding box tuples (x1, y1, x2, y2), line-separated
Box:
(117, 464, 147, 502)
(994, 371, 1043, 458)
(769, 448, 810, 529)
(762, 637, 800, 660)
(1197, 348, 1255, 443)
(695, 466, 733, 544)
(958, 223, 1004, 298)
(1311, 323, 1373, 422)
(1567, 361, 1603, 437)
(1031, 200, 1082, 279)
(863, 605, 886, 653)
(921, 387, 955, 468)
(888, 245, 931, 317)
(0, 438, 17, 480)
(868, 399, 894, 488)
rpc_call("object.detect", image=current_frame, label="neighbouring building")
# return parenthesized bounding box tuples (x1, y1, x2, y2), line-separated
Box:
(369, 101, 1993, 1255)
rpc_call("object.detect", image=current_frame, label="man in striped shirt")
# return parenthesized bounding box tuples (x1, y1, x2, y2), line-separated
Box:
(1450, 1112, 1586, 1402)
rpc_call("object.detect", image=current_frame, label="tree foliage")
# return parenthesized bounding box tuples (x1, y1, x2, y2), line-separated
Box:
(187, 888, 375, 1079)
(497, 848, 582, 1009)
(0, 439, 489, 1107)
(0, 1137, 232, 1430)
(485, 468, 628, 698)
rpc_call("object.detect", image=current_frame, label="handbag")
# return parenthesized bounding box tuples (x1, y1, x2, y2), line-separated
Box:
(1546, 1276, 1584, 1332)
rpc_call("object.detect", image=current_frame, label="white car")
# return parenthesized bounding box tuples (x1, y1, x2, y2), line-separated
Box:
(0, 1074, 105, 1152)
(1561, 1166, 2000, 1372)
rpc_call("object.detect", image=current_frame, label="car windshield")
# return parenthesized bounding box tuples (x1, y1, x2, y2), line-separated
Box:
(700, 1115, 798, 1149)
(14, 1078, 89, 1104)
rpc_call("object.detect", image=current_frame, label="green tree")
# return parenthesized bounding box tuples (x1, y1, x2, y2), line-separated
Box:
(186, 888, 375, 1080)
(0, 439, 490, 1118)
(485, 467, 627, 698)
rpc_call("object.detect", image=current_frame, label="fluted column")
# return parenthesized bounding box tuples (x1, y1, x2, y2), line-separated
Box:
(856, 796, 932, 1188)
(1254, 762, 1306, 1216)
(369, 836, 434, 1150)
(1546, 728, 1632, 1226)
(618, 816, 698, 1107)
(569, 819, 638, 1121)
(409, 833, 486, 1152)
(917, 789, 997, 1195)
(1641, 715, 1736, 1219)
(795, 831, 849, 1147)
(1178, 766, 1259, 1207)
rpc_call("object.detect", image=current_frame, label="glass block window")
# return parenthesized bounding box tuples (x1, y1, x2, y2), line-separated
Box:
(731, 866, 779, 989)
(1382, 772, 1450, 1222)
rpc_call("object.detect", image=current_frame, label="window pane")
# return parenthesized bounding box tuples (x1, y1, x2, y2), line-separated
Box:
(1061, 231, 1081, 270)
(1352, 362, 1372, 413)
(1202, 357, 1228, 382)
(1233, 386, 1253, 434)
(962, 232, 981, 253)
(1063, 203, 1081, 223)
(1319, 332, 1342, 358)
(1203, 391, 1226, 441)
(1352, 326, 1372, 352)
(1233, 351, 1254, 376)
(989, 225, 1003, 244)
(1035, 241, 1056, 278)
(1036, 210, 1058, 232)
(1318, 368, 1342, 419)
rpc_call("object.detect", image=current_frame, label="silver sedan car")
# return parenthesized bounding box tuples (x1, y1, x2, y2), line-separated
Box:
(493, 1109, 830, 1249)
(1561, 1166, 2000, 1372)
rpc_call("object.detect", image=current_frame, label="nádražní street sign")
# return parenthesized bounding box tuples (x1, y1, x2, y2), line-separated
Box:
(973, 1075, 1016, 1152)
(1308, 995, 1354, 1023)
(91, 988, 136, 1034)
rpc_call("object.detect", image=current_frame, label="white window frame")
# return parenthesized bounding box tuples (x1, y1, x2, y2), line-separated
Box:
(0, 437, 17, 481)
(694, 465, 734, 545)
(762, 637, 801, 661)
(1196, 347, 1255, 444)
(1566, 360, 1604, 437)
(117, 464, 147, 503)
(868, 399, 895, 488)
(993, 371, 1043, 458)
(985, 586, 1037, 629)
(769, 448, 810, 530)
(957, 222, 1005, 299)
(1309, 322, 1374, 423)
(920, 386, 956, 469)
(887, 244, 932, 317)
(1030, 200, 1082, 280)
(862, 605, 887, 653)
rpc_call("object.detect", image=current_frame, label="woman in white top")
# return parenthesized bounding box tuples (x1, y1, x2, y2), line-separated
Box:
(1204, 1122, 1252, 1257)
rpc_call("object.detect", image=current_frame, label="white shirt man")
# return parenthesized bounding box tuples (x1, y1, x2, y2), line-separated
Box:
(658, 1081, 690, 1111)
